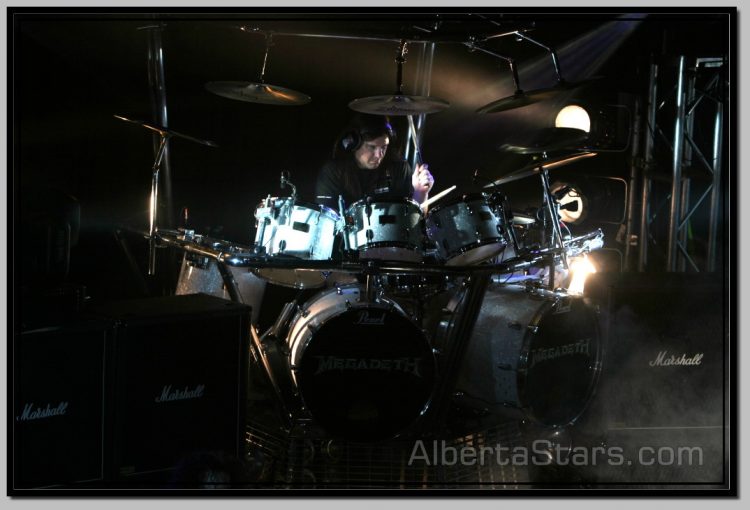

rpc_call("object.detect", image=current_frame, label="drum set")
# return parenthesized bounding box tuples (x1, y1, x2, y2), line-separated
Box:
(153, 157, 605, 442)
(117, 62, 605, 442)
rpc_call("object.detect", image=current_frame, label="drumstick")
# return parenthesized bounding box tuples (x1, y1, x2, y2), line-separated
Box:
(420, 185, 457, 213)
(407, 115, 423, 164)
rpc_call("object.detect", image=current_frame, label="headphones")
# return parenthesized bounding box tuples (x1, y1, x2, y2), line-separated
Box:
(339, 117, 396, 153)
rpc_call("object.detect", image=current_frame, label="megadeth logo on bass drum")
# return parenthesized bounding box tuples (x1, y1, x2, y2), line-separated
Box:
(314, 356, 423, 377)
(529, 339, 591, 369)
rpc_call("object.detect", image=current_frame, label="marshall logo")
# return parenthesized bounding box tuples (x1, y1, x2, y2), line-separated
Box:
(649, 350, 704, 367)
(354, 310, 387, 326)
(16, 402, 69, 422)
(154, 384, 206, 403)
(529, 339, 591, 368)
(314, 356, 422, 377)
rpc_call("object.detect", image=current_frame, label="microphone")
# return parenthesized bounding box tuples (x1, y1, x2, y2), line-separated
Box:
(279, 170, 297, 201)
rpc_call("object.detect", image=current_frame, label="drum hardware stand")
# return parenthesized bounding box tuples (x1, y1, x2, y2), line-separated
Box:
(250, 323, 297, 430)
(114, 114, 217, 276)
(145, 132, 170, 276)
(363, 260, 379, 303)
(422, 274, 491, 436)
(536, 156, 569, 284)
(337, 195, 351, 252)
(253, 195, 273, 255)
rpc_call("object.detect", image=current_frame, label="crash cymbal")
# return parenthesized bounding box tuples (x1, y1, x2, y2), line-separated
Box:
(114, 115, 218, 147)
(348, 95, 450, 116)
(484, 151, 596, 187)
(205, 81, 311, 105)
(477, 77, 604, 114)
(498, 127, 589, 154)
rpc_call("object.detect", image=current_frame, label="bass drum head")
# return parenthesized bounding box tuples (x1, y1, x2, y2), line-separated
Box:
(294, 304, 436, 441)
(521, 296, 601, 426)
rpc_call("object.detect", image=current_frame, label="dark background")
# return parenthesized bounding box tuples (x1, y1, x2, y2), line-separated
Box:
(12, 9, 731, 301)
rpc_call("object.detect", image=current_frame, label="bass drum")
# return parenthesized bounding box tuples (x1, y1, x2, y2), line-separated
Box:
(454, 284, 601, 427)
(287, 285, 436, 441)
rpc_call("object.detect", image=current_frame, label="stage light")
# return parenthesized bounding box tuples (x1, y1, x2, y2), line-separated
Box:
(555, 104, 591, 133)
(551, 182, 588, 224)
(553, 102, 631, 152)
(568, 253, 597, 295)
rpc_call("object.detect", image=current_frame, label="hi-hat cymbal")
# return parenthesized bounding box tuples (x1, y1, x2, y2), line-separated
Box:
(205, 81, 311, 105)
(348, 95, 450, 115)
(477, 77, 604, 114)
(498, 127, 589, 155)
(484, 151, 597, 188)
(114, 115, 218, 147)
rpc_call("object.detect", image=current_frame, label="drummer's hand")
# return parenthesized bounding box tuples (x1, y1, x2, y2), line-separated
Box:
(412, 163, 435, 194)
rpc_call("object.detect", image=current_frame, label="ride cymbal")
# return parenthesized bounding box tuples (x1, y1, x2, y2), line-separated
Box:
(206, 81, 311, 105)
(477, 77, 604, 114)
(498, 127, 589, 155)
(484, 151, 597, 187)
(348, 95, 450, 116)
(113, 115, 218, 147)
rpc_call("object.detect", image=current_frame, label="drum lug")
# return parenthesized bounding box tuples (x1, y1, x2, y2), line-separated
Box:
(278, 239, 287, 252)
(527, 325, 539, 334)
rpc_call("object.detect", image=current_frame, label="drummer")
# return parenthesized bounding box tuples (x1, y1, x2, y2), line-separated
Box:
(315, 114, 435, 210)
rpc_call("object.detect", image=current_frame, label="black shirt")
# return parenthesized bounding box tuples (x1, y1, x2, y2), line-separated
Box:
(314, 158, 414, 211)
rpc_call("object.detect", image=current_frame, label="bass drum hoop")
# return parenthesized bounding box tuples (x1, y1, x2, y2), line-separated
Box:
(516, 292, 602, 427)
(286, 286, 437, 440)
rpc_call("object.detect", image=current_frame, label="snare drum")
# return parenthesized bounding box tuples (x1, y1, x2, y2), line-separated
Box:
(254, 197, 341, 288)
(345, 198, 424, 262)
(175, 239, 266, 324)
(425, 193, 507, 265)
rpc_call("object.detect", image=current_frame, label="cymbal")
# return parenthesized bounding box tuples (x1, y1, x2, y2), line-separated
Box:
(348, 95, 450, 116)
(498, 127, 589, 154)
(114, 115, 218, 147)
(476, 77, 603, 114)
(205, 81, 311, 105)
(484, 151, 597, 187)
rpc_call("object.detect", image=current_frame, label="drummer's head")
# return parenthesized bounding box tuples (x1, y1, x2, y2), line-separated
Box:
(336, 114, 395, 170)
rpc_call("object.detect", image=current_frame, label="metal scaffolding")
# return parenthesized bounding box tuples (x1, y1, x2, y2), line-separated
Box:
(636, 55, 726, 272)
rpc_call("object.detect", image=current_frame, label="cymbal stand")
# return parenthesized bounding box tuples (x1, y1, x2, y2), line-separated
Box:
(512, 31, 565, 85)
(464, 42, 523, 95)
(538, 155, 568, 284)
(147, 132, 171, 275)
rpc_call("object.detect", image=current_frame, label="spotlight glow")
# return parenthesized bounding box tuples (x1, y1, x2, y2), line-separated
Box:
(568, 253, 597, 295)
(555, 105, 591, 133)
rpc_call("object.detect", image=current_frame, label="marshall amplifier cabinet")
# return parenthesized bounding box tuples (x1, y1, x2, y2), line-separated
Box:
(576, 273, 728, 485)
(93, 293, 250, 484)
(12, 319, 111, 489)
